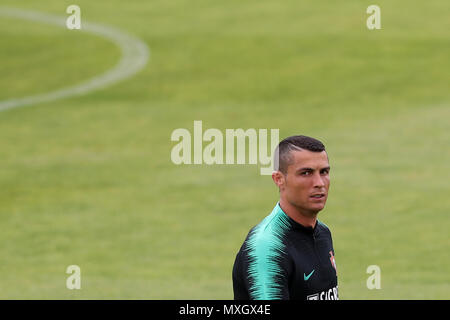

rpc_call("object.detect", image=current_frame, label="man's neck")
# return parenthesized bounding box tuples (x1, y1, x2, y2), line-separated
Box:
(279, 198, 318, 228)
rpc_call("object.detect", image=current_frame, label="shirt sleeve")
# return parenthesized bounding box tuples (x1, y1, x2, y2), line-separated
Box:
(233, 235, 292, 300)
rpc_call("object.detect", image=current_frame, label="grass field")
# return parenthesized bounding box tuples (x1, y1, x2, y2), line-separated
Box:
(0, 0, 448, 299)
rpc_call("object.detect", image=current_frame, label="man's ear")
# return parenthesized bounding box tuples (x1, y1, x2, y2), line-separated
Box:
(272, 171, 285, 189)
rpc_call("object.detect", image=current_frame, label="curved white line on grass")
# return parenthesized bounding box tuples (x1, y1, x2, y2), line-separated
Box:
(0, 7, 149, 112)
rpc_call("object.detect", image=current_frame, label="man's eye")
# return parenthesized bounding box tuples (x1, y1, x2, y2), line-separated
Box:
(301, 171, 311, 176)
(321, 170, 329, 175)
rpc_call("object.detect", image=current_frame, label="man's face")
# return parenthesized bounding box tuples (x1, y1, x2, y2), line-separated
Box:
(280, 150, 330, 215)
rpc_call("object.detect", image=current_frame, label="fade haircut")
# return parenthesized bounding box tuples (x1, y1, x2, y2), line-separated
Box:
(274, 135, 326, 174)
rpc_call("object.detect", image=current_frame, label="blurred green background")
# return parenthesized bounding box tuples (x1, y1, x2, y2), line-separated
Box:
(0, 0, 448, 299)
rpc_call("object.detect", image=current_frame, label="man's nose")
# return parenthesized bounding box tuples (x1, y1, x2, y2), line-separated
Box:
(313, 172, 325, 188)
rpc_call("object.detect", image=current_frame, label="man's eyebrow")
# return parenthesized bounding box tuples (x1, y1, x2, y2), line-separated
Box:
(296, 166, 331, 172)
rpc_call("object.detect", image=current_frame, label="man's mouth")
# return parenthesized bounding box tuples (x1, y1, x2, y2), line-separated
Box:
(310, 193, 325, 199)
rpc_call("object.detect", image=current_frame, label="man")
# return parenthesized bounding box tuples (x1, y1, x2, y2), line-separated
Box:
(232, 135, 338, 300)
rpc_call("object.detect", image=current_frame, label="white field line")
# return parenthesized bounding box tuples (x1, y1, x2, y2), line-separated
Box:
(0, 7, 150, 112)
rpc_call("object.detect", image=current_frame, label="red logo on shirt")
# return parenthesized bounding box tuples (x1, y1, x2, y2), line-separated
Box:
(329, 251, 337, 273)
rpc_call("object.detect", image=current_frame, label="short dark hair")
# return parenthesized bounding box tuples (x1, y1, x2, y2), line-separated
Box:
(274, 135, 326, 174)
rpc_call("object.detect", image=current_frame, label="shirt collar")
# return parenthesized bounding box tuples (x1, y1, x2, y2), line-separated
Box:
(276, 202, 319, 235)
